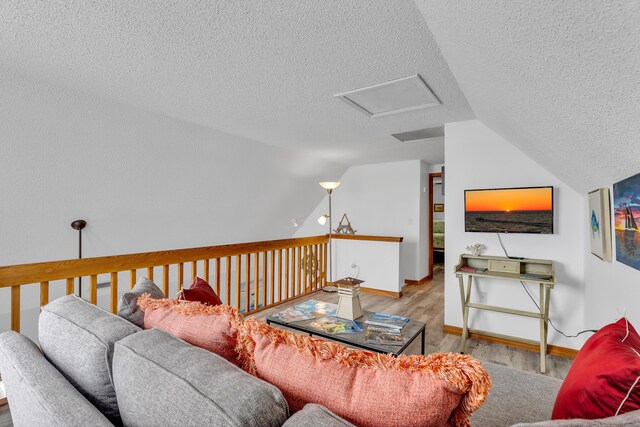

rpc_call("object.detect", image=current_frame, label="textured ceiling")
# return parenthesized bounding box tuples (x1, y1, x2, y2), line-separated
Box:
(414, 0, 640, 193)
(0, 0, 473, 166)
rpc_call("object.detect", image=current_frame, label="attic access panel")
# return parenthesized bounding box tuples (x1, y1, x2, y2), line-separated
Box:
(335, 74, 440, 118)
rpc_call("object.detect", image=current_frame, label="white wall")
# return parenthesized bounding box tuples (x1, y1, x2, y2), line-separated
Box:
(584, 192, 640, 329)
(0, 69, 345, 340)
(295, 160, 430, 283)
(444, 120, 586, 349)
(333, 239, 401, 293)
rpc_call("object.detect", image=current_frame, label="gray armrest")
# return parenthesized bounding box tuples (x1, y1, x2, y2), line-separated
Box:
(0, 331, 113, 427)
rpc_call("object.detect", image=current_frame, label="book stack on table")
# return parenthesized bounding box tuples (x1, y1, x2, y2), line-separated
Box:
(363, 313, 410, 346)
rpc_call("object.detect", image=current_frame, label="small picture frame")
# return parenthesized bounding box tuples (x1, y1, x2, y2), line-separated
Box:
(434, 204, 444, 213)
(588, 188, 612, 261)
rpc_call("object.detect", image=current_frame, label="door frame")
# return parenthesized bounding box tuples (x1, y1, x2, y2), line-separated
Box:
(428, 172, 442, 278)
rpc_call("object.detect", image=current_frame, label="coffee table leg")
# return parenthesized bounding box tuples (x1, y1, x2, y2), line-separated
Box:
(421, 328, 426, 355)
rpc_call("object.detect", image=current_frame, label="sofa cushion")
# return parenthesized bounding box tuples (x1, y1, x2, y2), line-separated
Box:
(513, 409, 640, 426)
(238, 318, 491, 427)
(552, 318, 640, 420)
(282, 404, 356, 427)
(112, 328, 289, 427)
(39, 295, 141, 425)
(118, 276, 165, 327)
(137, 293, 242, 364)
(179, 276, 223, 306)
(0, 331, 113, 427)
(471, 361, 562, 427)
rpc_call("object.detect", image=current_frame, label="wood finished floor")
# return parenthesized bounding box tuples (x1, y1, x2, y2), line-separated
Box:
(0, 265, 573, 426)
(0, 404, 10, 427)
(252, 264, 574, 380)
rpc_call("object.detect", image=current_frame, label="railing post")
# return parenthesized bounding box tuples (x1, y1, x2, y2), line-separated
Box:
(110, 272, 119, 314)
(269, 250, 275, 306)
(90, 275, 98, 305)
(40, 281, 49, 307)
(204, 259, 210, 283)
(285, 248, 290, 300)
(130, 269, 136, 289)
(162, 265, 169, 297)
(235, 256, 241, 309)
(278, 249, 283, 304)
(11, 286, 20, 332)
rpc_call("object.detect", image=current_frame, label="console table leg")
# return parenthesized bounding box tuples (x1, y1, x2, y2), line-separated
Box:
(542, 284, 551, 373)
(539, 283, 549, 373)
(421, 328, 426, 355)
(458, 275, 472, 354)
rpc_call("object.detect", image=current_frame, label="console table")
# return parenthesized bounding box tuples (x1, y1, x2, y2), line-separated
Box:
(454, 254, 556, 373)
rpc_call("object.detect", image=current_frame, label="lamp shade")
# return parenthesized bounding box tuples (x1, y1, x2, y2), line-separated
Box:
(317, 215, 329, 225)
(319, 182, 341, 190)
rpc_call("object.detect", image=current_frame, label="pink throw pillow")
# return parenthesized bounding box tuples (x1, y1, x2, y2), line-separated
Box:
(137, 294, 242, 364)
(238, 318, 491, 427)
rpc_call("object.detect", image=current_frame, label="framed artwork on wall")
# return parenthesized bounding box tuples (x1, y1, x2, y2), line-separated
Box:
(613, 173, 640, 271)
(434, 203, 444, 212)
(588, 188, 612, 261)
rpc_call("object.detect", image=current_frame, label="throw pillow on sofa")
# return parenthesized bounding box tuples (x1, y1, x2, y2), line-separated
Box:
(0, 331, 113, 427)
(137, 293, 242, 364)
(118, 276, 165, 327)
(113, 328, 289, 427)
(179, 276, 223, 306)
(552, 317, 640, 420)
(237, 318, 491, 427)
(39, 294, 141, 425)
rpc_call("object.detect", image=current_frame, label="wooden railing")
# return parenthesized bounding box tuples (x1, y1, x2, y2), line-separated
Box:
(0, 236, 328, 333)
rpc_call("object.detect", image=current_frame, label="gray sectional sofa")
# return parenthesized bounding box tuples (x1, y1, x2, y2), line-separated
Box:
(1, 294, 639, 426)
(0, 295, 353, 427)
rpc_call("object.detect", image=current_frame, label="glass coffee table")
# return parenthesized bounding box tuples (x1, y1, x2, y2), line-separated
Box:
(266, 309, 426, 356)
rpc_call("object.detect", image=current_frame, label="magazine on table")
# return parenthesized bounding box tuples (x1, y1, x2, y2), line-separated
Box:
(364, 325, 404, 346)
(272, 307, 315, 323)
(310, 316, 363, 334)
(364, 312, 410, 330)
(294, 299, 338, 316)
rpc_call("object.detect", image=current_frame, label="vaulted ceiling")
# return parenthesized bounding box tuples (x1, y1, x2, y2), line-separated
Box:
(2, 1, 638, 192)
(415, 0, 640, 193)
(0, 0, 474, 166)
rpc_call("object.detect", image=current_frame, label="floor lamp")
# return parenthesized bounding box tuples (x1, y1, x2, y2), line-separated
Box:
(318, 181, 340, 292)
(71, 219, 87, 298)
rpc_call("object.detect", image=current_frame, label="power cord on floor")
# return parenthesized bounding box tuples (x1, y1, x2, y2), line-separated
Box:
(496, 233, 598, 338)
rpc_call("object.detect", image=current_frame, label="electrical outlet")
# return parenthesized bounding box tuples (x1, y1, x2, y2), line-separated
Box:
(479, 292, 487, 303)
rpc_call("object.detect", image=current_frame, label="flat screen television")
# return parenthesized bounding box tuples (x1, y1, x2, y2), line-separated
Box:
(465, 186, 554, 234)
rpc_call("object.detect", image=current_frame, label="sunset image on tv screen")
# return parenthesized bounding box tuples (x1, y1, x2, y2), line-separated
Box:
(465, 187, 553, 234)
